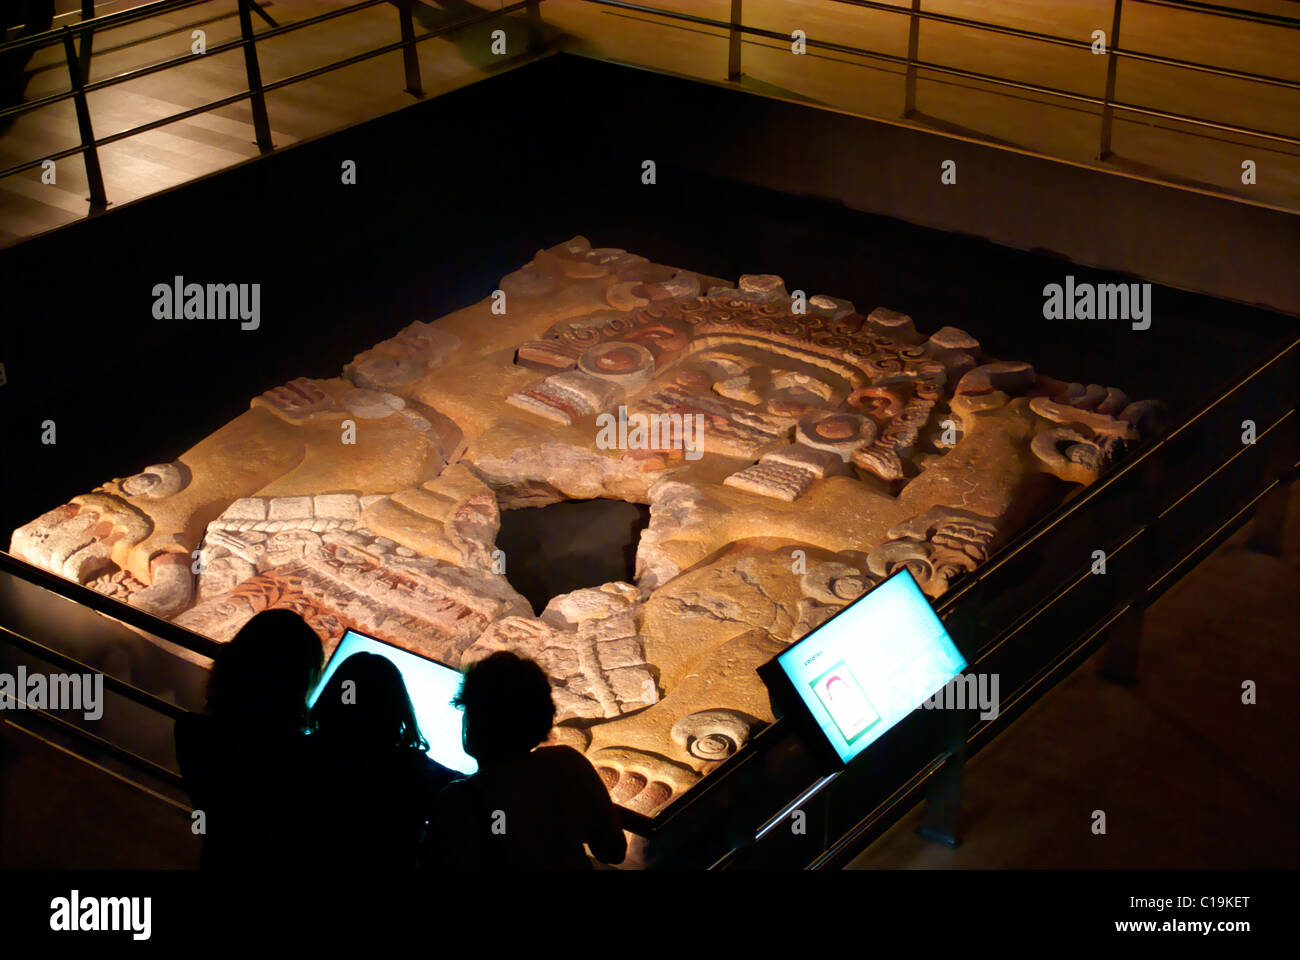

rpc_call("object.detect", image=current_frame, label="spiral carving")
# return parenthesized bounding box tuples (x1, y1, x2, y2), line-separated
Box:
(120, 462, 188, 500)
(564, 325, 604, 345)
(670, 709, 754, 763)
(691, 734, 735, 761)
(812, 333, 855, 352)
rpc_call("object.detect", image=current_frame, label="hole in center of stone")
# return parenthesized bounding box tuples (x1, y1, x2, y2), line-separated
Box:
(494, 499, 651, 614)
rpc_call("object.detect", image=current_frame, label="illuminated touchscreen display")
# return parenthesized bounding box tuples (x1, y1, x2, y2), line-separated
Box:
(774, 570, 967, 764)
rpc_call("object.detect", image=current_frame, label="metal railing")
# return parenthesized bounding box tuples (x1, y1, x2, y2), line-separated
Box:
(717, 334, 1299, 868)
(0, 0, 1295, 216)
(0, 0, 541, 207)
(574, 0, 1300, 183)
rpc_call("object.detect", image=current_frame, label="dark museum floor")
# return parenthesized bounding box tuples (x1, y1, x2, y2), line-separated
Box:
(2, 479, 1295, 869)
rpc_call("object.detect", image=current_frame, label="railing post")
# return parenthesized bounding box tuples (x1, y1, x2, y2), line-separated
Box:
(397, 0, 423, 97)
(78, 0, 94, 84)
(728, 0, 742, 81)
(904, 0, 921, 116)
(250, 1, 278, 29)
(236, 0, 273, 150)
(60, 27, 107, 208)
(525, 0, 544, 53)
(1098, 0, 1124, 159)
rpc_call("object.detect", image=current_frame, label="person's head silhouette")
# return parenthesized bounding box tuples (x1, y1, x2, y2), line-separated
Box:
(454, 651, 554, 764)
(311, 652, 428, 752)
(205, 609, 323, 732)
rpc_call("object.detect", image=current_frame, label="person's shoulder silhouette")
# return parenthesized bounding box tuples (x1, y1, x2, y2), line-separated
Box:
(174, 609, 324, 870)
(310, 651, 457, 870)
(423, 651, 626, 869)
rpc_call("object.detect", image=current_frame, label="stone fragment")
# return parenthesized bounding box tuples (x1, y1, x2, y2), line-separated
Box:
(796, 411, 875, 460)
(928, 326, 980, 351)
(1119, 399, 1168, 436)
(254, 378, 337, 421)
(800, 561, 872, 605)
(866, 307, 917, 339)
(343, 388, 404, 419)
(313, 494, 360, 521)
(223, 498, 268, 522)
(957, 361, 1037, 397)
(463, 584, 657, 722)
(606, 281, 650, 312)
(1097, 386, 1129, 416)
(120, 462, 189, 500)
(808, 294, 855, 319)
(723, 461, 816, 501)
(670, 709, 753, 762)
(761, 443, 847, 479)
(577, 341, 655, 388)
(128, 553, 194, 618)
(737, 274, 788, 302)
(1029, 396, 1137, 440)
(267, 496, 313, 521)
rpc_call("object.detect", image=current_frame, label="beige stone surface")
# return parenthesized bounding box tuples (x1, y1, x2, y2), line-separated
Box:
(8, 235, 1159, 818)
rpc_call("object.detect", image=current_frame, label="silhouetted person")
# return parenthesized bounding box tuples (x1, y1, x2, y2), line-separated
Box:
(174, 609, 323, 870)
(422, 651, 626, 868)
(309, 652, 458, 870)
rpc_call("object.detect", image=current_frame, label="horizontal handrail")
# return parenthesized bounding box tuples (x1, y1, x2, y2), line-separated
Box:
(576, 0, 1300, 146)
(0, 0, 391, 122)
(744, 370, 1296, 867)
(1131, 0, 1300, 29)
(0, 0, 220, 53)
(0, 1, 536, 180)
(2, 0, 1292, 117)
(590, 0, 1300, 90)
(3, 0, 1291, 59)
(830, 0, 1300, 88)
(1, 698, 187, 789)
(1, 624, 189, 719)
(0, 0, 1295, 215)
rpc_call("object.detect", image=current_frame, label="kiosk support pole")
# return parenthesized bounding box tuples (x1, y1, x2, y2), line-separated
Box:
(918, 736, 965, 848)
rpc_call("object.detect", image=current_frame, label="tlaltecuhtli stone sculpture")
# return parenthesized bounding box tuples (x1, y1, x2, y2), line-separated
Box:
(9, 237, 1162, 815)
